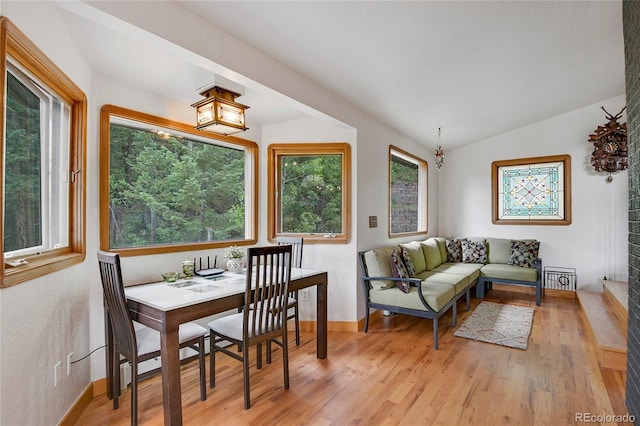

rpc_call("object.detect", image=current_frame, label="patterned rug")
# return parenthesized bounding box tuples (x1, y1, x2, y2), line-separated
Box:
(453, 301, 535, 350)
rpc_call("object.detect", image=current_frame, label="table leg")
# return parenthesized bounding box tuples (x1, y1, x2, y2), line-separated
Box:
(160, 327, 183, 425)
(316, 273, 328, 359)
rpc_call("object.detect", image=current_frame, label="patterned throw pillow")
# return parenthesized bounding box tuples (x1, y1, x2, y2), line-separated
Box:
(508, 240, 540, 268)
(445, 238, 465, 262)
(390, 249, 411, 293)
(401, 247, 417, 278)
(461, 239, 487, 264)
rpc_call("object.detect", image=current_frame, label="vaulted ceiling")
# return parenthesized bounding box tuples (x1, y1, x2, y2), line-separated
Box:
(59, 1, 625, 150)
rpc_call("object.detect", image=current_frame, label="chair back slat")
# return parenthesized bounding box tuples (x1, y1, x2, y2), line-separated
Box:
(97, 251, 137, 359)
(244, 245, 292, 340)
(276, 237, 303, 268)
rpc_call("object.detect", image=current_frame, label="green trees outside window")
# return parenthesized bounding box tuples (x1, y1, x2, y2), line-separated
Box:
(268, 143, 351, 244)
(4, 65, 71, 259)
(1, 17, 87, 287)
(109, 123, 247, 249)
(280, 154, 342, 234)
(4, 72, 42, 253)
(101, 105, 258, 255)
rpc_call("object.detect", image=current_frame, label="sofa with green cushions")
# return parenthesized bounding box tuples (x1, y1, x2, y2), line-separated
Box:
(358, 236, 541, 349)
(470, 237, 542, 305)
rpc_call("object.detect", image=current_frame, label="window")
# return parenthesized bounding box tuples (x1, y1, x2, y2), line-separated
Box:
(389, 146, 428, 236)
(267, 143, 351, 243)
(1, 18, 87, 288)
(100, 105, 258, 255)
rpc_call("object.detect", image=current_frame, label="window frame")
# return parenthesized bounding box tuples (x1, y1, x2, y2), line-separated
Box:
(100, 104, 258, 256)
(388, 145, 428, 238)
(267, 143, 351, 244)
(0, 17, 87, 288)
(5, 62, 71, 260)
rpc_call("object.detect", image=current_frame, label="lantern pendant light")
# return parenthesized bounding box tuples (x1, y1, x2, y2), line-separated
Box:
(191, 86, 249, 135)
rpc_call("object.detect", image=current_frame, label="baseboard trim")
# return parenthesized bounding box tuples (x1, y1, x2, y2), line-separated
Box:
(59, 382, 95, 425)
(356, 310, 384, 331)
(544, 288, 577, 299)
(93, 377, 107, 396)
(490, 283, 576, 299)
(300, 319, 363, 332)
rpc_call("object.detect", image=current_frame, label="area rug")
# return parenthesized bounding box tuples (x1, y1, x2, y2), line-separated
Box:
(453, 301, 534, 350)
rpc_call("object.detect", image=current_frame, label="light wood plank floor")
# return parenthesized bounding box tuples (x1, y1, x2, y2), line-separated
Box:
(75, 289, 631, 425)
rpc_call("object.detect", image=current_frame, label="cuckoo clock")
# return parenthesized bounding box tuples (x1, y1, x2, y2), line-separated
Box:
(588, 106, 627, 182)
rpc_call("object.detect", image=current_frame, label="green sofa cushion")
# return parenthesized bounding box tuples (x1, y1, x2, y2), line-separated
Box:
(486, 238, 512, 264)
(400, 241, 427, 275)
(431, 263, 482, 282)
(480, 264, 538, 283)
(363, 246, 399, 290)
(417, 270, 470, 293)
(369, 282, 456, 312)
(433, 237, 448, 264)
(421, 238, 443, 270)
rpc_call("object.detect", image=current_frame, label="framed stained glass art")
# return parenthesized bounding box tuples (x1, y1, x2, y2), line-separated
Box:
(492, 154, 571, 225)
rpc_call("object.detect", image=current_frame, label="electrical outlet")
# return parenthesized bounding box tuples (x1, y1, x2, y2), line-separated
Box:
(67, 353, 73, 376)
(54, 361, 62, 387)
(300, 290, 309, 301)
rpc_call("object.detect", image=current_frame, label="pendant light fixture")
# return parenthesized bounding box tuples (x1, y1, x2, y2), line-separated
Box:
(191, 86, 249, 135)
(434, 127, 445, 171)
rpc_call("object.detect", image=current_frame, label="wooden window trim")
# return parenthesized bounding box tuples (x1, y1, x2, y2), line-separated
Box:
(0, 18, 87, 288)
(267, 143, 351, 244)
(491, 154, 572, 225)
(99, 104, 258, 256)
(388, 145, 428, 238)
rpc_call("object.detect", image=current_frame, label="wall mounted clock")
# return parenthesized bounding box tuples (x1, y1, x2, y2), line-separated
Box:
(588, 106, 627, 182)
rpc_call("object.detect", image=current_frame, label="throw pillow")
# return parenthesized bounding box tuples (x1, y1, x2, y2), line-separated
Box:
(508, 240, 540, 268)
(445, 238, 465, 262)
(401, 247, 417, 278)
(364, 247, 397, 290)
(461, 239, 487, 264)
(390, 249, 411, 294)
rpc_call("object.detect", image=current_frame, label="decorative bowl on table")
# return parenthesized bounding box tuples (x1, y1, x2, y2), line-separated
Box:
(162, 272, 181, 283)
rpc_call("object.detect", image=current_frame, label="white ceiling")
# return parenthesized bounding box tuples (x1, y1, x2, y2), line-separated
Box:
(59, 1, 625, 150)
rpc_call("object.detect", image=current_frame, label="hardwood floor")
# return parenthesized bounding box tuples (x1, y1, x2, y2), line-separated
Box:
(75, 289, 631, 425)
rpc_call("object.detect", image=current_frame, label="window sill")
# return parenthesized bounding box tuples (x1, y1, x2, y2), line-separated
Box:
(1, 251, 85, 288)
(269, 234, 350, 244)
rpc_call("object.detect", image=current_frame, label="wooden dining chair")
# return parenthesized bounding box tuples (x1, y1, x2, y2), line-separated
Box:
(208, 245, 292, 409)
(97, 251, 208, 425)
(277, 237, 303, 346)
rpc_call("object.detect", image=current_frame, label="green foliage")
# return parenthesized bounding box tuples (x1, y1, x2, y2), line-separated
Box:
(224, 245, 245, 259)
(391, 156, 418, 183)
(109, 124, 246, 249)
(280, 154, 342, 234)
(4, 73, 42, 252)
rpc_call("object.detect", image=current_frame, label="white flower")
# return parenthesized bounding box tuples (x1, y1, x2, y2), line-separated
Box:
(224, 245, 245, 259)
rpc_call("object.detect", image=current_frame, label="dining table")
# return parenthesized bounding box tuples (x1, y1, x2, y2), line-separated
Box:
(105, 267, 328, 425)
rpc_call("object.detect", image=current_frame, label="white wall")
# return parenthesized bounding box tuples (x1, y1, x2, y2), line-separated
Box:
(85, 1, 437, 329)
(354, 122, 438, 320)
(0, 3, 424, 423)
(438, 95, 628, 290)
(0, 3, 94, 426)
(262, 118, 358, 322)
(0, 1, 627, 424)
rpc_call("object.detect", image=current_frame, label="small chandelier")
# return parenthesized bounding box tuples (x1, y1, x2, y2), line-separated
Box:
(434, 127, 445, 171)
(191, 86, 249, 135)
